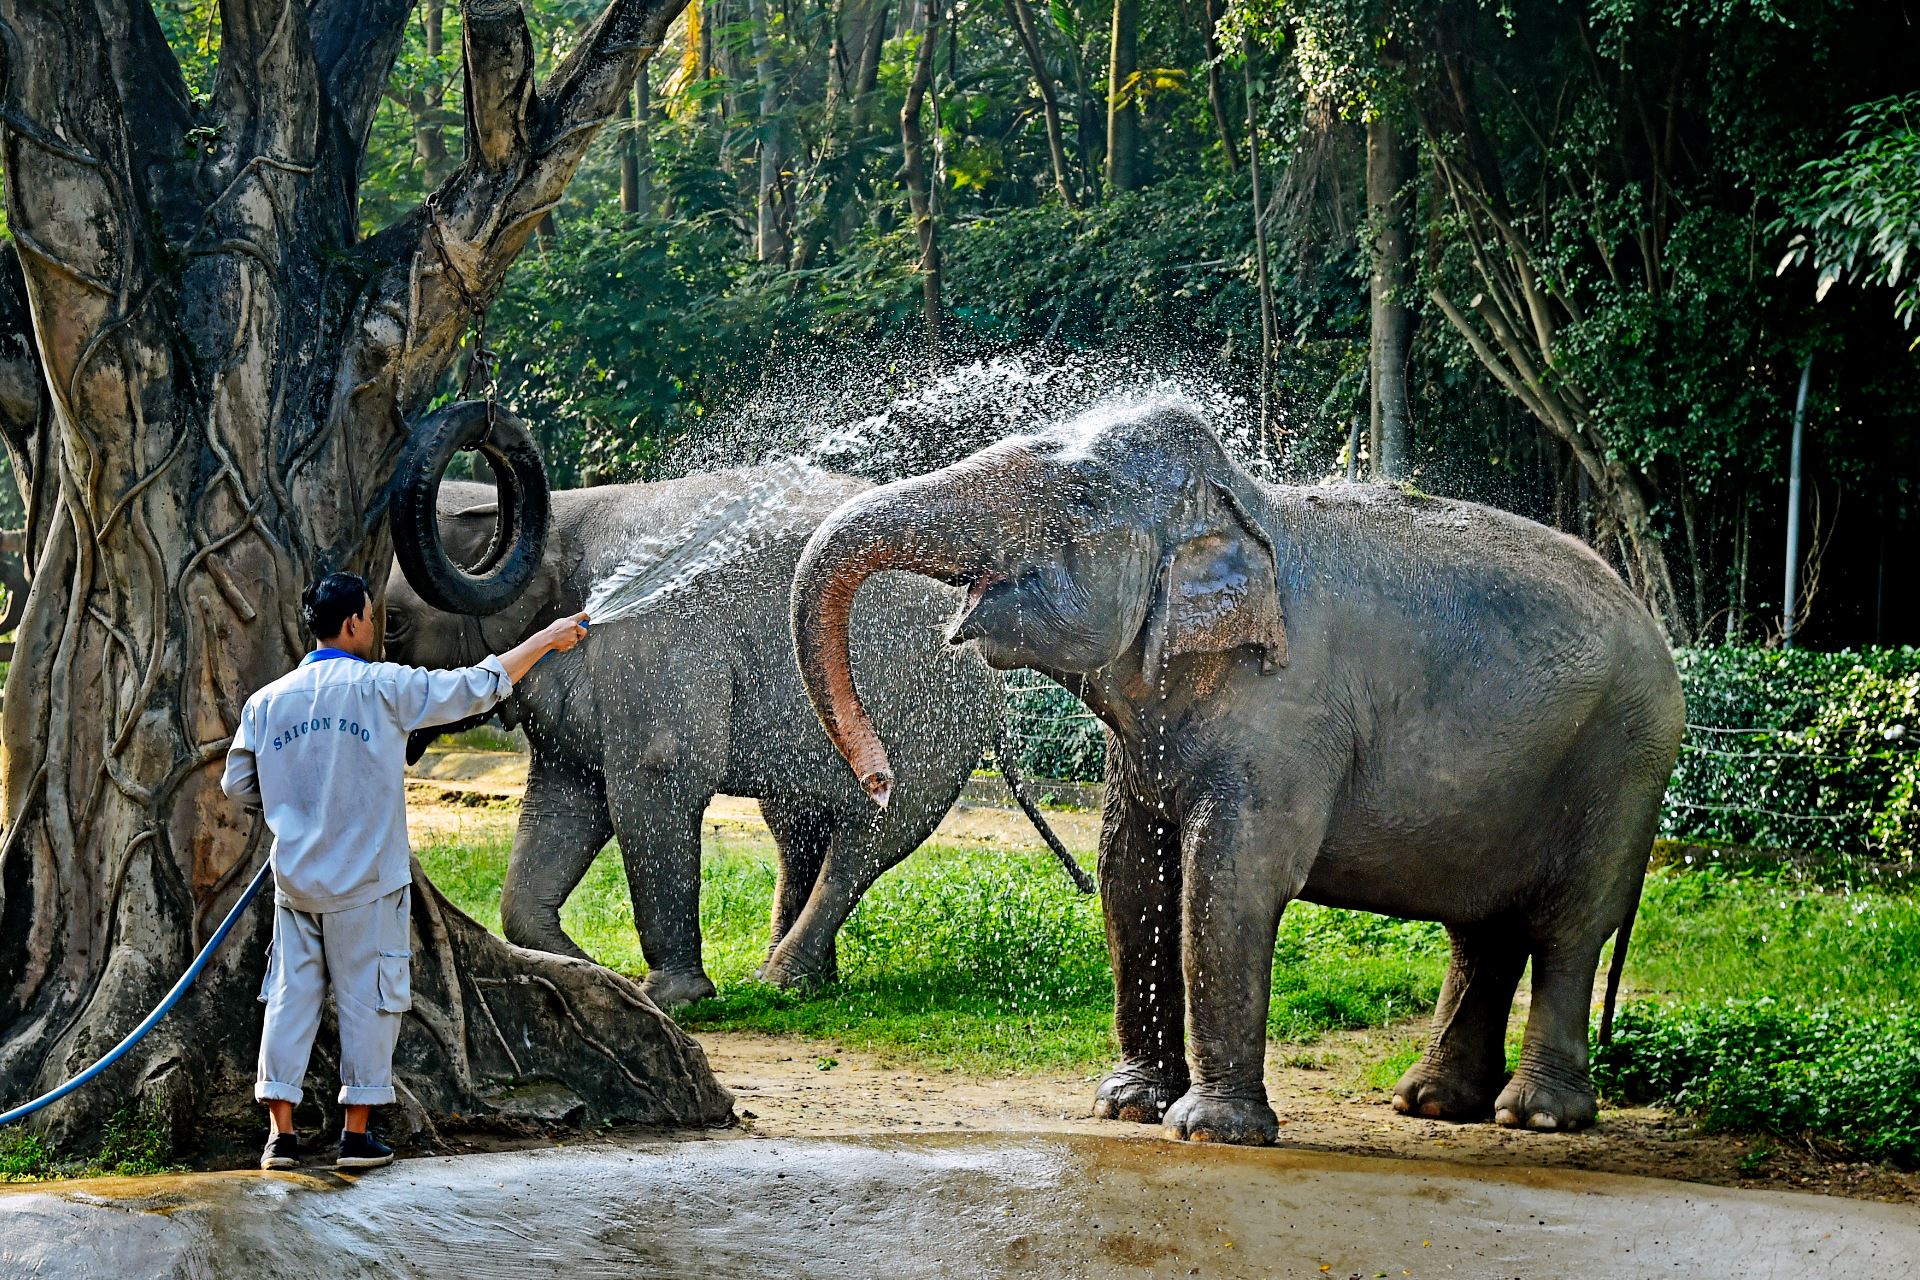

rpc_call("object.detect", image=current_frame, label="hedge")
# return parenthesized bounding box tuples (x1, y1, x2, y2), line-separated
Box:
(1593, 999, 1920, 1165)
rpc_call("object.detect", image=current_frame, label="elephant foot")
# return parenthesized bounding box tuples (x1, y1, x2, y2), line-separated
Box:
(1390, 1056, 1501, 1121)
(1492, 1056, 1597, 1132)
(639, 968, 717, 1011)
(1161, 1090, 1278, 1146)
(502, 916, 593, 963)
(1092, 1062, 1190, 1124)
(752, 959, 837, 991)
(755, 937, 839, 991)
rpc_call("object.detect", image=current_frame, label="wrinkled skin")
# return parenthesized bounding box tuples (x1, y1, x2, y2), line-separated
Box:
(792, 400, 1685, 1143)
(387, 472, 1008, 1008)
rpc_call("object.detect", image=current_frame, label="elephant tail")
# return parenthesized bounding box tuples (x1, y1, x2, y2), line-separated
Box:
(1596, 871, 1646, 1047)
(991, 725, 1095, 895)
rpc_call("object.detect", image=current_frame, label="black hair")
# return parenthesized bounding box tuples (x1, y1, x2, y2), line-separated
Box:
(301, 572, 370, 641)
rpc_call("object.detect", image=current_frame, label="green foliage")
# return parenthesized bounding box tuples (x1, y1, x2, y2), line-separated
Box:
(418, 823, 1446, 1071)
(1666, 647, 1920, 857)
(0, 1102, 182, 1182)
(0, 1129, 50, 1180)
(1597, 865, 1920, 1164)
(1593, 1000, 1920, 1165)
(1630, 866, 1920, 1009)
(1003, 676, 1105, 784)
(1776, 93, 1920, 343)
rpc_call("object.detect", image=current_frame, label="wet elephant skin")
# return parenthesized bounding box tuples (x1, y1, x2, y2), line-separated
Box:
(790, 399, 1688, 1143)
(385, 470, 1004, 1008)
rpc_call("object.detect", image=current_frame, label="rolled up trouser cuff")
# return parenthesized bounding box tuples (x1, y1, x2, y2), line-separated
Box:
(255, 1081, 304, 1104)
(337, 1084, 397, 1106)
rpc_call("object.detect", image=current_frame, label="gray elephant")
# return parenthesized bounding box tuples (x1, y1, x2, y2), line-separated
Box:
(384, 471, 1083, 1009)
(790, 399, 1685, 1144)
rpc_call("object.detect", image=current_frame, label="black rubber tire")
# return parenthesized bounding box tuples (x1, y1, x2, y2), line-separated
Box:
(389, 400, 550, 615)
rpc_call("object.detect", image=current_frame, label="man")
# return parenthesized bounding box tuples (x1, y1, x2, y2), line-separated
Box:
(222, 572, 589, 1171)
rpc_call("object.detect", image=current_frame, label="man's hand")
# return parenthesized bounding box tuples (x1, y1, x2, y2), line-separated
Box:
(498, 612, 591, 683)
(537, 612, 591, 653)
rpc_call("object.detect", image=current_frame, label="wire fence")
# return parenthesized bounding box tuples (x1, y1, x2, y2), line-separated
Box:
(1000, 673, 1919, 860)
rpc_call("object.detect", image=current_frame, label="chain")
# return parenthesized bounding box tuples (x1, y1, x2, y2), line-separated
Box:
(426, 197, 500, 443)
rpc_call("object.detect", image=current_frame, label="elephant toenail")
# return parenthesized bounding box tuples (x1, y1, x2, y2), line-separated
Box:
(1494, 1108, 1520, 1127)
(1530, 1112, 1558, 1130)
(1391, 1094, 1411, 1114)
(1419, 1100, 1445, 1118)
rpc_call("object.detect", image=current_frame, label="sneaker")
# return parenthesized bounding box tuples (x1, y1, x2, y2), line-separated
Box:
(335, 1129, 394, 1170)
(260, 1131, 301, 1170)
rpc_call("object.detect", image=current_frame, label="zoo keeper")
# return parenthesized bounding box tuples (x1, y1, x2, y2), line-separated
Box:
(221, 571, 589, 1172)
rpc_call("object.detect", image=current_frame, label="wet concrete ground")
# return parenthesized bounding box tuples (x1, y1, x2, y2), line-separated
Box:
(3, 1132, 1916, 1279)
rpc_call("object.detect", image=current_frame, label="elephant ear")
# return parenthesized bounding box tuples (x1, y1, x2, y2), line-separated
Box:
(1140, 478, 1287, 685)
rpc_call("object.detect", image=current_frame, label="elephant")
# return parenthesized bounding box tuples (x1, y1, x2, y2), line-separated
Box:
(383, 469, 1085, 1009)
(789, 397, 1686, 1144)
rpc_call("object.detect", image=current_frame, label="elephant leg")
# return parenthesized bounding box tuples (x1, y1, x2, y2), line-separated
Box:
(1163, 783, 1335, 1147)
(1392, 921, 1527, 1120)
(1092, 789, 1187, 1124)
(500, 759, 612, 961)
(757, 799, 837, 982)
(1496, 778, 1663, 1132)
(1494, 937, 1605, 1131)
(604, 771, 719, 1010)
(757, 817, 903, 989)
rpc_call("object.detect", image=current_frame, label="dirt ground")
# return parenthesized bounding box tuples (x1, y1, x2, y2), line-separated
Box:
(405, 753, 1920, 1207)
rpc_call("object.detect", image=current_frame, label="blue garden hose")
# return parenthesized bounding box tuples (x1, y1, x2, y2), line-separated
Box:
(0, 856, 274, 1127)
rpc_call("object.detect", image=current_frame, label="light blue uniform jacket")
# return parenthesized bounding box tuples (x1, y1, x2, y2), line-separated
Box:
(222, 649, 514, 913)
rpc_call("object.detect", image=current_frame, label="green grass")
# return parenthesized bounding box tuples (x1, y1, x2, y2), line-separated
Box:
(1627, 865, 1920, 1010)
(421, 822, 1920, 1161)
(0, 1102, 184, 1182)
(421, 825, 1449, 1073)
(1593, 864, 1920, 1164)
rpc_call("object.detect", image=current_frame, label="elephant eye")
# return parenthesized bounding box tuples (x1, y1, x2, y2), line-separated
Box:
(386, 611, 412, 638)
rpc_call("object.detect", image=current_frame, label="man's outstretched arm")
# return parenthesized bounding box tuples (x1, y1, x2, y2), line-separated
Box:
(390, 612, 593, 731)
(496, 612, 591, 683)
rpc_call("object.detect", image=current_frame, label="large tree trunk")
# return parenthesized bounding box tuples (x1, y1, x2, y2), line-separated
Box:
(901, 0, 943, 353)
(1103, 0, 1139, 192)
(620, 71, 654, 216)
(1242, 35, 1276, 451)
(1005, 0, 1076, 206)
(1366, 110, 1415, 481)
(0, 0, 731, 1152)
(748, 0, 790, 263)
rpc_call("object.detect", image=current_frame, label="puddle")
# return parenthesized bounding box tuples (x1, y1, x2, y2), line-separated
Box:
(2, 1132, 1915, 1277)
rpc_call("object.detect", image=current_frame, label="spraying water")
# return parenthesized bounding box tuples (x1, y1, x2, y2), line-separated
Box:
(580, 351, 1308, 623)
(582, 457, 829, 623)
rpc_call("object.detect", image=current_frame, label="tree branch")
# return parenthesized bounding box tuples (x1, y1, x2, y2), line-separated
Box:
(464, 0, 537, 171)
(312, 0, 419, 156)
(347, 0, 691, 429)
(537, 0, 688, 163)
(213, 0, 322, 164)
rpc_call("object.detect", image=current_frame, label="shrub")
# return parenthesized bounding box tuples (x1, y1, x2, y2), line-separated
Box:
(1594, 999, 1920, 1166)
(1002, 675, 1106, 785)
(1665, 646, 1919, 858)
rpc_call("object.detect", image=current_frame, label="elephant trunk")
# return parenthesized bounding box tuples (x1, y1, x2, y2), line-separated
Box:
(791, 472, 993, 808)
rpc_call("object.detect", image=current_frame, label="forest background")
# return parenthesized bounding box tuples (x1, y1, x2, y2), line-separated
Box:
(235, 0, 1920, 651)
